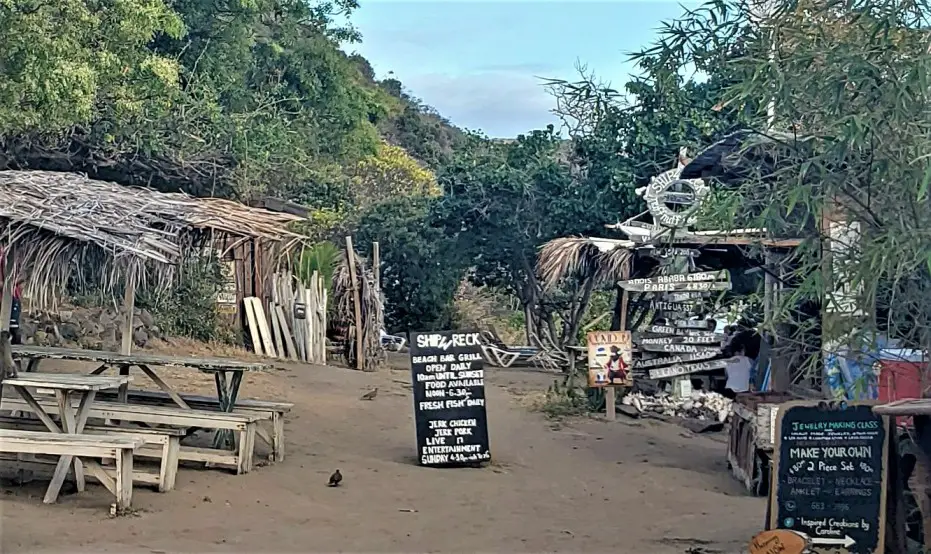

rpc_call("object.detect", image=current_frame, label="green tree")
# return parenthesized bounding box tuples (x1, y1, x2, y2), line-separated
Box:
(434, 128, 642, 345)
(355, 197, 466, 333)
(644, 0, 931, 389)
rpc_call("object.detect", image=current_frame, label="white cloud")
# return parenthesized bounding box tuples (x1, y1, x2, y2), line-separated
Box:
(402, 70, 559, 137)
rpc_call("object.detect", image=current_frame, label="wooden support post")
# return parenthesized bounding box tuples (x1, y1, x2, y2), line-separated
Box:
(121, 264, 136, 356)
(345, 236, 364, 371)
(372, 242, 381, 294)
(605, 387, 616, 421)
(0, 244, 15, 380)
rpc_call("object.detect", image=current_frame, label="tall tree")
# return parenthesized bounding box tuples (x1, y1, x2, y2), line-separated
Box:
(644, 0, 931, 389)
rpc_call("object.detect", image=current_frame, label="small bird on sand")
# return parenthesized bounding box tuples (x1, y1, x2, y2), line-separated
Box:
(360, 388, 378, 401)
(327, 469, 342, 487)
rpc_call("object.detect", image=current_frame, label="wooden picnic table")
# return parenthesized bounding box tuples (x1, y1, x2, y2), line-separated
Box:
(12, 345, 271, 448)
(0, 372, 131, 503)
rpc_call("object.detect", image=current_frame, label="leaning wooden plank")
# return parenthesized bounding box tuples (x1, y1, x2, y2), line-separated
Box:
(275, 305, 298, 361)
(269, 301, 285, 358)
(250, 298, 278, 358)
(303, 284, 313, 364)
(243, 297, 264, 356)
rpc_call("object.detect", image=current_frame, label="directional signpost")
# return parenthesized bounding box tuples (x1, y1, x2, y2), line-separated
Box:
(625, 269, 730, 390)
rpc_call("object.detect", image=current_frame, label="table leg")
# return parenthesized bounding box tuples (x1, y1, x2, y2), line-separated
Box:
(138, 364, 191, 409)
(90, 363, 109, 375)
(212, 371, 243, 450)
(55, 391, 86, 491)
(117, 364, 130, 403)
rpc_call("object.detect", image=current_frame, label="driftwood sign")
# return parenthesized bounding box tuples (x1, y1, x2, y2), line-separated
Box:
(622, 270, 728, 286)
(648, 359, 729, 380)
(633, 350, 719, 369)
(621, 280, 731, 293)
(661, 292, 707, 302)
(674, 319, 712, 329)
(649, 300, 699, 313)
(640, 342, 721, 354)
(637, 334, 725, 346)
(645, 325, 677, 335)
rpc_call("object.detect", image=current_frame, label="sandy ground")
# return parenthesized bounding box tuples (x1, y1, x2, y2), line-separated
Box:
(0, 352, 765, 553)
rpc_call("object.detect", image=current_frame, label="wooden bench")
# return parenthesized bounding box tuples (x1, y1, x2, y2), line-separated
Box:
(98, 390, 292, 462)
(0, 429, 142, 509)
(2, 397, 260, 474)
(0, 415, 181, 492)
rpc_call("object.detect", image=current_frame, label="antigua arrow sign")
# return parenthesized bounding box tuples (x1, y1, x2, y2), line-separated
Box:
(810, 535, 855, 548)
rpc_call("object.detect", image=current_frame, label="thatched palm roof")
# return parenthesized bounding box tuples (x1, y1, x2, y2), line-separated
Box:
(0, 170, 306, 306)
(537, 237, 633, 290)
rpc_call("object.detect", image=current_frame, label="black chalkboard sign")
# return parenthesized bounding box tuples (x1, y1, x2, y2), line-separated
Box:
(409, 330, 491, 467)
(769, 401, 890, 554)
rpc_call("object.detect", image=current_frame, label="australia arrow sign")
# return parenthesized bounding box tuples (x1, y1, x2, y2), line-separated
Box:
(810, 536, 855, 548)
(648, 359, 729, 379)
(634, 350, 720, 369)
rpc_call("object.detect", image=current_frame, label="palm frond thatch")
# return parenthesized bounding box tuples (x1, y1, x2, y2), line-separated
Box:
(537, 236, 633, 290)
(332, 250, 383, 371)
(0, 170, 307, 307)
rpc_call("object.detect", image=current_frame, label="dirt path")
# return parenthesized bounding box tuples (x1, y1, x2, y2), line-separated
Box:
(0, 359, 765, 553)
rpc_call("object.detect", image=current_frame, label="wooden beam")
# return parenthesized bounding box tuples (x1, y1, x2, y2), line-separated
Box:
(121, 264, 136, 356)
(345, 237, 364, 370)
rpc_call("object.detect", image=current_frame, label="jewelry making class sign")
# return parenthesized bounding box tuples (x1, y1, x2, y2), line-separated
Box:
(769, 401, 890, 554)
(410, 331, 491, 467)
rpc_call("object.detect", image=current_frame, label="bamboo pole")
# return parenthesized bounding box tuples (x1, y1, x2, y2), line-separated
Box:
(345, 236, 364, 370)
(372, 242, 381, 293)
(0, 245, 15, 380)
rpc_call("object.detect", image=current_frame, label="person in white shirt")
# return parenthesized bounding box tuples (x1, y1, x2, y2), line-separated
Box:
(723, 344, 752, 399)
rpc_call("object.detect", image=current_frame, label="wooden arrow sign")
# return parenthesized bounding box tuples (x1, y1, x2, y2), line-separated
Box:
(618, 281, 731, 292)
(622, 270, 728, 286)
(640, 342, 721, 354)
(661, 292, 707, 303)
(674, 319, 713, 329)
(649, 300, 699, 313)
(637, 334, 724, 346)
(644, 325, 677, 335)
(633, 350, 720, 369)
(648, 359, 729, 380)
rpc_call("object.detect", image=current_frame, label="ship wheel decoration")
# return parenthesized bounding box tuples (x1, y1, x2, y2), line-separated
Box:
(642, 168, 710, 228)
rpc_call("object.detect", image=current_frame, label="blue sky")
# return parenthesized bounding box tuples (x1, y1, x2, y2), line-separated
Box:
(346, 0, 701, 137)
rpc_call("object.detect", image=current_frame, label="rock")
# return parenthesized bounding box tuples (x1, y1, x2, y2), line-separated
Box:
(132, 316, 143, 330)
(133, 327, 149, 348)
(138, 310, 155, 328)
(58, 322, 80, 342)
(34, 330, 48, 346)
(19, 321, 36, 341)
(58, 310, 74, 322)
